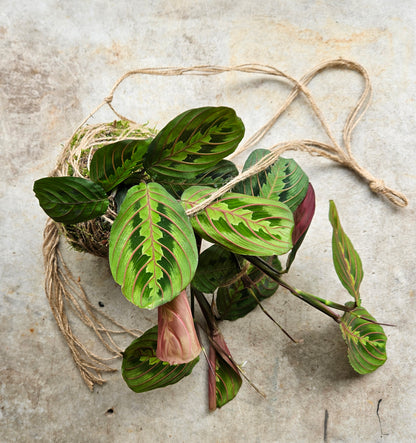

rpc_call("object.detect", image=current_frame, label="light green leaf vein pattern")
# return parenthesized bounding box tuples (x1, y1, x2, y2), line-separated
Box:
(90, 138, 152, 192)
(122, 326, 199, 393)
(234, 149, 309, 212)
(329, 200, 363, 302)
(340, 305, 387, 374)
(215, 355, 242, 408)
(182, 186, 294, 256)
(145, 107, 244, 179)
(109, 183, 198, 309)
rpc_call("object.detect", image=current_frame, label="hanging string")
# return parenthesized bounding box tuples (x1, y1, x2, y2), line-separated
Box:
(81, 59, 407, 209)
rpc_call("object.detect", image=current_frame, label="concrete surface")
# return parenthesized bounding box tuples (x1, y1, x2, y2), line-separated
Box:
(1, 1, 416, 441)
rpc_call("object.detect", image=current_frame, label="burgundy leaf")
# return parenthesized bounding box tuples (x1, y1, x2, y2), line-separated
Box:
(292, 183, 315, 245)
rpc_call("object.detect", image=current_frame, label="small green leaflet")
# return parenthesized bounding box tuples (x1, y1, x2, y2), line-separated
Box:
(122, 326, 199, 393)
(234, 149, 309, 212)
(191, 244, 241, 293)
(208, 330, 242, 410)
(109, 182, 198, 309)
(33, 176, 109, 224)
(89, 138, 152, 192)
(340, 304, 387, 374)
(216, 256, 281, 321)
(182, 186, 294, 256)
(329, 200, 363, 304)
(157, 160, 239, 198)
(144, 107, 245, 179)
(210, 350, 242, 409)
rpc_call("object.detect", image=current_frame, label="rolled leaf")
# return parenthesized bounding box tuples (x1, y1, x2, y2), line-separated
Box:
(122, 326, 199, 393)
(33, 176, 109, 224)
(182, 186, 294, 256)
(191, 244, 242, 293)
(340, 304, 387, 374)
(144, 107, 244, 179)
(156, 290, 202, 365)
(209, 345, 242, 410)
(90, 138, 152, 192)
(109, 183, 198, 309)
(208, 329, 242, 410)
(329, 200, 363, 304)
(234, 149, 309, 212)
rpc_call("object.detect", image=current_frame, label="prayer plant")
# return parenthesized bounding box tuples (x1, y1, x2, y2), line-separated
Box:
(34, 106, 387, 410)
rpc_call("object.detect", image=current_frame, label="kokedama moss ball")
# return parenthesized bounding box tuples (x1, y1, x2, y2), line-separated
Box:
(53, 120, 157, 257)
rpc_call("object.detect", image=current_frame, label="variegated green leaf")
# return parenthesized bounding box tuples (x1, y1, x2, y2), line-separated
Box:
(182, 186, 294, 256)
(90, 138, 152, 192)
(209, 349, 242, 410)
(158, 160, 239, 198)
(144, 107, 244, 179)
(122, 326, 199, 393)
(208, 330, 242, 410)
(234, 149, 309, 212)
(33, 176, 109, 223)
(109, 182, 198, 309)
(340, 304, 387, 374)
(329, 200, 363, 304)
(216, 256, 281, 320)
(191, 244, 242, 293)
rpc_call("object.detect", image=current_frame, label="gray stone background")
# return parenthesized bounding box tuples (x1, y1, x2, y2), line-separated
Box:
(1, 1, 415, 441)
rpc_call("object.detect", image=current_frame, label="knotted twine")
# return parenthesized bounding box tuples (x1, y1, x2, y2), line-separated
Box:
(43, 58, 408, 390)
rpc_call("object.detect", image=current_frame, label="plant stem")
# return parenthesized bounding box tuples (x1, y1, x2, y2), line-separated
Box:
(243, 255, 341, 323)
(192, 287, 218, 332)
(296, 290, 354, 312)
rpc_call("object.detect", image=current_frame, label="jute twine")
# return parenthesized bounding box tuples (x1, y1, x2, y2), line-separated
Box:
(43, 59, 408, 390)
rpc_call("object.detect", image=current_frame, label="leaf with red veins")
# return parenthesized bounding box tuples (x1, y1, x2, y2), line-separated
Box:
(208, 329, 242, 410)
(156, 290, 202, 365)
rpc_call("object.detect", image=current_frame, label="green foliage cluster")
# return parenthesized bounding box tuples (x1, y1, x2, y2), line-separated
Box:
(34, 107, 387, 410)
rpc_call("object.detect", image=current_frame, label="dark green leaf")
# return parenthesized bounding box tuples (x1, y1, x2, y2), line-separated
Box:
(208, 330, 242, 410)
(33, 176, 109, 224)
(89, 138, 152, 192)
(216, 256, 281, 320)
(109, 183, 198, 309)
(122, 326, 199, 393)
(340, 304, 387, 374)
(234, 149, 309, 212)
(182, 186, 294, 256)
(329, 200, 363, 304)
(158, 160, 239, 198)
(144, 107, 244, 179)
(210, 349, 242, 409)
(191, 244, 241, 293)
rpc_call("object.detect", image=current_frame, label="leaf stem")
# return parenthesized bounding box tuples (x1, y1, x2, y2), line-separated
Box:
(243, 255, 341, 323)
(247, 288, 300, 343)
(296, 290, 354, 312)
(192, 288, 218, 332)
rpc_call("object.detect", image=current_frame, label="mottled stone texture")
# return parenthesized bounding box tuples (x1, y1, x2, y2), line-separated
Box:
(1, 1, 416, 441)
